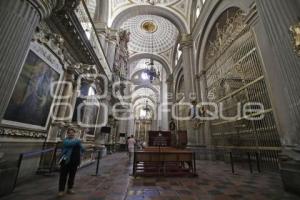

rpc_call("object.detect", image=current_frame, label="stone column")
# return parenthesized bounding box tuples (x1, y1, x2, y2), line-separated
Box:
(166, 74, 174, 122)
(199, 70, 211, 147)
(93, 0, 108, 28)
(56, 70, 75, 121)
(255, 0, 300, 194)
(180, 34, 197, 145)
(0, 0, 59, 120)
(107, 35, 118, 70)
(69, 75, 81, 123)
(180, 34, 196, 101)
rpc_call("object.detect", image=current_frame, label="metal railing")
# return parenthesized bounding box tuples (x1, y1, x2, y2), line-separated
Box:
(14, 147, 58, 189)
(190, 146, 280, 174)
(13, 143, 101, 191)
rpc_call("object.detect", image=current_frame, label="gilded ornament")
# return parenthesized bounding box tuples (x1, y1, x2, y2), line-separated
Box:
(290, 22, 300, 56)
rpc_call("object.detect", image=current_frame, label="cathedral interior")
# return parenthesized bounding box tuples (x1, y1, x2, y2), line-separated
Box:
(0, 0, 300, 199)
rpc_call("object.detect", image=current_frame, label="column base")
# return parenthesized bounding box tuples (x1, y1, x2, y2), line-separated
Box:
(279, 146, 300, 195)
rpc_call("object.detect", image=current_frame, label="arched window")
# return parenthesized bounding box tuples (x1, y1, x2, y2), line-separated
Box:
(88, 86, 96, 96)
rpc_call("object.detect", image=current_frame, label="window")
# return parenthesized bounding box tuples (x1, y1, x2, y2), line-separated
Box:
(141, 72, 149, 80)
(140, 109, 147, 118)
(88, 86, 96, 96)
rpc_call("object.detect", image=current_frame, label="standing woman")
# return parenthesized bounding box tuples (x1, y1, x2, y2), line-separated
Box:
(58, 128, 84, 197)
(127, 135, 136, 163)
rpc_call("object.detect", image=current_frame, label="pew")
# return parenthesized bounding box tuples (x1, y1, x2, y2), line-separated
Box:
(133, 147, 197, 177)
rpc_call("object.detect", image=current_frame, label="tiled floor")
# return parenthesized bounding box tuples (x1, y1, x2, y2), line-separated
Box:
(2, 153, 299, 200)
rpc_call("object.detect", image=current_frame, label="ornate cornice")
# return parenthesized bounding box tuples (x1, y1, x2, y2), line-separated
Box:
(33, 27, 65, 65)
(0, 127, 46, 138)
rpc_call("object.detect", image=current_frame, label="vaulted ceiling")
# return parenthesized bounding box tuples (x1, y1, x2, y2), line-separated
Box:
(106, 0, 193, 118)
(121, 15, 179, 55)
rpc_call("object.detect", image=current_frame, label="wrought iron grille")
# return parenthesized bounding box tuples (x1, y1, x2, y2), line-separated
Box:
(206, 27, 281, 170)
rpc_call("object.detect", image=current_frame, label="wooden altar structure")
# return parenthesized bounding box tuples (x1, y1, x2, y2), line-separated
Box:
(148, 131, 172, 146)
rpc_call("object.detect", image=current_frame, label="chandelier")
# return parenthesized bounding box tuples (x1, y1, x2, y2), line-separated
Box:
(143, 100, 151, 112)
(143, 14, 160, 83)
(145, 59, 160, 83)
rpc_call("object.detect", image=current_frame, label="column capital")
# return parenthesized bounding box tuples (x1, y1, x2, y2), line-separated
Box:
(166, 74, 174, 84)
(180, 34, 193, 49)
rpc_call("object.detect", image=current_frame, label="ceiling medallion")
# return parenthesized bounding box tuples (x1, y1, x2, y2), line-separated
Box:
(141, 20, 158, 33)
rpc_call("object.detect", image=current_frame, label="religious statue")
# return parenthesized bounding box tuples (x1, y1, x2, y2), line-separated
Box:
(188, 100, 206, 129)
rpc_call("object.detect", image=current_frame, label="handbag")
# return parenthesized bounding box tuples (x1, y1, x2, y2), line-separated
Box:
(58, 155, 66, 166)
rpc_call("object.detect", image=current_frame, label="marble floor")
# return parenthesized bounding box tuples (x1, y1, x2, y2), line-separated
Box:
(2, 153, 299, 200)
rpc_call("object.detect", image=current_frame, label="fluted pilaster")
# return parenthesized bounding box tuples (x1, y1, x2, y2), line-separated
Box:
(256, 0, 300, 194)
(180, 34, 196, 102)
(256, 0, 300, 146)
(166, 74, 174, 122)
(180, 34, 198, 145)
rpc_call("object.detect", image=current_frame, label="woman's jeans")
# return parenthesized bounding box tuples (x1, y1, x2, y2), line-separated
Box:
(59, 163, 78, 192)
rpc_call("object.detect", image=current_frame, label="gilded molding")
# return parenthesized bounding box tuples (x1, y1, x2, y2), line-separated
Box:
(290, 22, 300, 56)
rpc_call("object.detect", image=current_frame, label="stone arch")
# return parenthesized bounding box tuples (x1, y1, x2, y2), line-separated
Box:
(129, 53, 171, 76)
(195, 0, 253, 71)
(133, 102, 156, 115)
(110, 5, 188, 34)
(133, 104, 156, 120)
(132, 95, 156, 106)
(174, 70, 184, 102)
(133, 84, 160, 95)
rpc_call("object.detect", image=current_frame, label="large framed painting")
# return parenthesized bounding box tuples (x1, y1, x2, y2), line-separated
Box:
(2, 42, 63, 130)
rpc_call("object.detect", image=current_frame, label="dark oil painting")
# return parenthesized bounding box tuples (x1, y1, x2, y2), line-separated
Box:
(3, 50, 60, 127)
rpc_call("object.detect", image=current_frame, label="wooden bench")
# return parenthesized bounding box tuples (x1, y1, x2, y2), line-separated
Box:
(133, 147, 197, 177)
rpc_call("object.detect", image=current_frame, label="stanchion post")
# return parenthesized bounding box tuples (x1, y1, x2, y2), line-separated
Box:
(256, 152, 261, 173)
(13, 153, 23, 189)
(230, 152, 235, 174)
(247, 152, 253, 173)
(133, 152, 136, 178)
(95, 150, 101, 176)
(49, 143, 58, 173)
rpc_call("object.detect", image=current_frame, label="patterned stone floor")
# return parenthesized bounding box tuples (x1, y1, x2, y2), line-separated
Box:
(2, 153, 299, 200)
